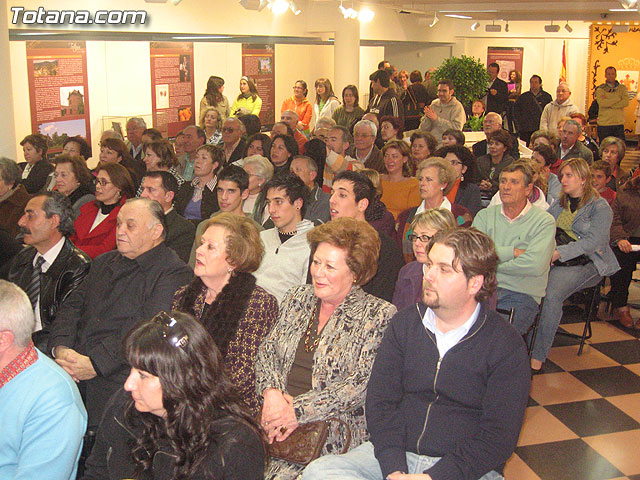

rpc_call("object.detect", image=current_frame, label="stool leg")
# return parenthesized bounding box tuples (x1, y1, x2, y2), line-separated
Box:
(578, 286, 599, 356)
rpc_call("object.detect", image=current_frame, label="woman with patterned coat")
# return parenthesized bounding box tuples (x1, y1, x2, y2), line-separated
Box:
(172, 213, 278, 415)
(255, 217, 397, 480)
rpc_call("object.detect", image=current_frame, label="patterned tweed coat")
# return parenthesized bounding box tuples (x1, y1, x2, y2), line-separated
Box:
(255, 284, 396, 479)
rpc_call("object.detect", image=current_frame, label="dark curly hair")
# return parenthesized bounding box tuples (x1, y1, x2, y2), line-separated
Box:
(124, 312, 266, 480)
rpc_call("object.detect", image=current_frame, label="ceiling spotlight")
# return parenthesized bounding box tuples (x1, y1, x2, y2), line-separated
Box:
(505, 20, 509, 32)
(564, 21, 573, 32)
(619, 0, 638, 9)
(471, 21, 480, 31)
(358, 7, 375, 22)
(339, 2, 357, 19)
(544, 21, 560, 32)
(289, 1, 301, 15)
(269, 0, 290, 15)
(485, 20, 501, 32)
(429, 12, 439, 27)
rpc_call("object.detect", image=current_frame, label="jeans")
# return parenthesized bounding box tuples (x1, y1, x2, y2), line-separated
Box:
(532, 262, 601, 362)
(497, 287, 540, 336)
(302, 441, 504, 480)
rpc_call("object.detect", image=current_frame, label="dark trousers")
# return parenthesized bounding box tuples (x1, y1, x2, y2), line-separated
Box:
(597, 124, 626, 143)
(609, 238, 640, 308)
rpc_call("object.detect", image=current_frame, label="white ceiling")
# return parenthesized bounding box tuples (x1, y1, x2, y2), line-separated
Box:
(348, 0, 640, 21)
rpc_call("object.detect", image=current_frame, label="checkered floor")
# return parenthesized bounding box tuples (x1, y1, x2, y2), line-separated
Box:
(504, 281, 640, 480)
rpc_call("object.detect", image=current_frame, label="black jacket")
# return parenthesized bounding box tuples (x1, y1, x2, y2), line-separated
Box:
(7, 238, 91, 353)
(367, 89, 404, 122)
(486, 77, 509, 115)
(18, 159, 54, 194)
(362, 232, 403, 303)
(514, 89, 553, 133)
(165, 209, 196, 264)
(472, 136, 520, 161)
(83, 389, 265, 480)
(366, 302, 530, 480)
(174, 180, 220, 224)
(49, 242, 193, 427)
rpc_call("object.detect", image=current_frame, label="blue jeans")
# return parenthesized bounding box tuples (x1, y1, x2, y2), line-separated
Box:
(302, 441, 504, 480)
(532, 262, 601, 362)
(496, 287, 540, 336)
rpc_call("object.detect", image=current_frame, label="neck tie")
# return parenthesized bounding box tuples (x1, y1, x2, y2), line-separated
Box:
(26, 256, 45, 309)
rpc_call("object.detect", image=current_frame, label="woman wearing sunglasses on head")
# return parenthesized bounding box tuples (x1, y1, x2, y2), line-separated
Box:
(82, 311, 267, 480)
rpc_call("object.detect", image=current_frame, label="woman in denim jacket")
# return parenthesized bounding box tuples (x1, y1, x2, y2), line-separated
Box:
(532, 157, 619, 372)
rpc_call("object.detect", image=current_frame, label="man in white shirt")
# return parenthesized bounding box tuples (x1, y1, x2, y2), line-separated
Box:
(7, 192, 91, 353)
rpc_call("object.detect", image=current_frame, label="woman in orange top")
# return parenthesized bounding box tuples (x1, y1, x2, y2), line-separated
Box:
(281, 80, 312, 133)
(380, 140, 421, 220)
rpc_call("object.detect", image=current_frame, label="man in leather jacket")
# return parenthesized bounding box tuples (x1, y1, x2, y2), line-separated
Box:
(6, 191, 91, 353)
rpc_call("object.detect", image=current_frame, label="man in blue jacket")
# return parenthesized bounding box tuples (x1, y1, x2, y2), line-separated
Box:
(303, 228, 530, 480)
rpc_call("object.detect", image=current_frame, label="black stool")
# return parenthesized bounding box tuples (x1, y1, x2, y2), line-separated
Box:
(556, 284, 599, 355)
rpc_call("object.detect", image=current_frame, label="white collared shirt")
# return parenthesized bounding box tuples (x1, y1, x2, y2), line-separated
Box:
(33, 236, 66, 332)
(422, 303, 481, 358)
(500, 200, 532, 224)
(415, 197, 452, 216)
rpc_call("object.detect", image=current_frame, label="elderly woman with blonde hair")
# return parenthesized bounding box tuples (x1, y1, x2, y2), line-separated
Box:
(172, 213, 278, 413)
(392, 208, 457, 310)
(396, 157, 472, 262)
(255, 217, 397, 480)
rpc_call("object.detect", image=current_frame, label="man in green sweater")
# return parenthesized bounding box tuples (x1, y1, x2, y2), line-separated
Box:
(472, 162, 556, 336)
(595, 66, 629, 142)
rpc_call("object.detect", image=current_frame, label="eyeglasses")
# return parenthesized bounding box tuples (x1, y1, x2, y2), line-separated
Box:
(449, 160, 463, 167)
(408, 233, 433, 243)
(93, 177, 112, 187)
(152, 312, 189, 350)
(221, 127, 237, 133)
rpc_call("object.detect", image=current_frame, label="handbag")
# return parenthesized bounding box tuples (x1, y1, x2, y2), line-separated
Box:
(553, 227, 591, 267)
(267, 417, 351, 466)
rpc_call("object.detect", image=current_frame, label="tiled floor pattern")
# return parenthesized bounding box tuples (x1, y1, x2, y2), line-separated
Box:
(504, 285, 640, 480)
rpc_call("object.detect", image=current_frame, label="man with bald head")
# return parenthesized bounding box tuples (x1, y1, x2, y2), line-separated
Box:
(539, 82, 578, 131)
(280, 109, 308, 153)
(221, 117, 247, 164)
(49, 198, 192, 432)
(472, 112, 520, 159)
(177, 125, 206, 180)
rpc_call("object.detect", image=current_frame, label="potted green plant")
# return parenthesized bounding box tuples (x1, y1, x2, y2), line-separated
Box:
(433, 55, 489, 112)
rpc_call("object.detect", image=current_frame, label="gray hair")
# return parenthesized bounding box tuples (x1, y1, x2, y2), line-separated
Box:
(599, 136, 626, 163)
(224, 117, 246, 133)
(316, 118, 336, 129)
(125, 197, 167, 240)
(563, 119, 582, 134)
(127, 117, 147, 129)
(101, 129, 123, 141)
(283, 109, 299, 120)
(558, 82, 571, 92)
(0, 157, 20, 188)
(330, 125, 353, 145)
(292, 155, 318, 173)
(354, 119, 378, 137)
(39, 191, 75, 237)
(485, 112, 502, 124)
(0, 281, 35, 348)
(243, 155, 274, 182)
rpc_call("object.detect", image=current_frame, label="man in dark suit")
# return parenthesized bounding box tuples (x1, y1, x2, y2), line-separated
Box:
(486, 63, 509, 117)
(126, 117, 147, 170)
(221, 117, 247, 164)
(6, 191, 91, 352)
(139, 171, 195, 264)
(472, 113, 520, 160)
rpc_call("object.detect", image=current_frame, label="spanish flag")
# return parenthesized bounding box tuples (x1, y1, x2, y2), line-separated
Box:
(560, 41, 567, 83)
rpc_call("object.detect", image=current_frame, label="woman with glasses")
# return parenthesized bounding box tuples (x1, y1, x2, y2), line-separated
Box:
(433, 144, 482, 216)
(70, 163, 134, 259)
(392, 208, 457, 310)
(396, 157, 473, 263)
(82, 311, 267, 480)
(281, 80, 312, 133)
(97, 137, 145, 190)
(52, 155, 95, 218)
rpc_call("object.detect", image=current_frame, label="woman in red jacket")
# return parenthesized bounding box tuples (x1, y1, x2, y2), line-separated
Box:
(71, 163, 134, 259)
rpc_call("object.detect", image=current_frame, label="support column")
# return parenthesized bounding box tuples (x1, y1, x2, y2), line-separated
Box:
(0, 0, 17, 159)
(333, 19, 360, 97)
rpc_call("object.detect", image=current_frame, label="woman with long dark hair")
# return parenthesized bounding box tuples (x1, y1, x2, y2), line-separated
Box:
(82, 311, 267, 479)
(332, 85, 365, 132)
(231, 76, 262, 117)
(310, 78, 340, 133)
(200, 76, 230, 123)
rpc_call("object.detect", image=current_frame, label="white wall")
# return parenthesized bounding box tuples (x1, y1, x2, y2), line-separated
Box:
(385, 44, 453, 76)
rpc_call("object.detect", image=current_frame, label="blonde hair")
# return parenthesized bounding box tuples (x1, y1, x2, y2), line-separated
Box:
(411, 208, 457, 232)
(360, 168, 382, 199)
(558, 157, 599, 210)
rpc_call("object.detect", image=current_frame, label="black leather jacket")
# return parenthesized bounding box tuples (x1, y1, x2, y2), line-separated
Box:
(7, 238, 91, 352)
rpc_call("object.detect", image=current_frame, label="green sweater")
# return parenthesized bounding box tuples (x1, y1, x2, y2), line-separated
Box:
(472, 204, 556, 302)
